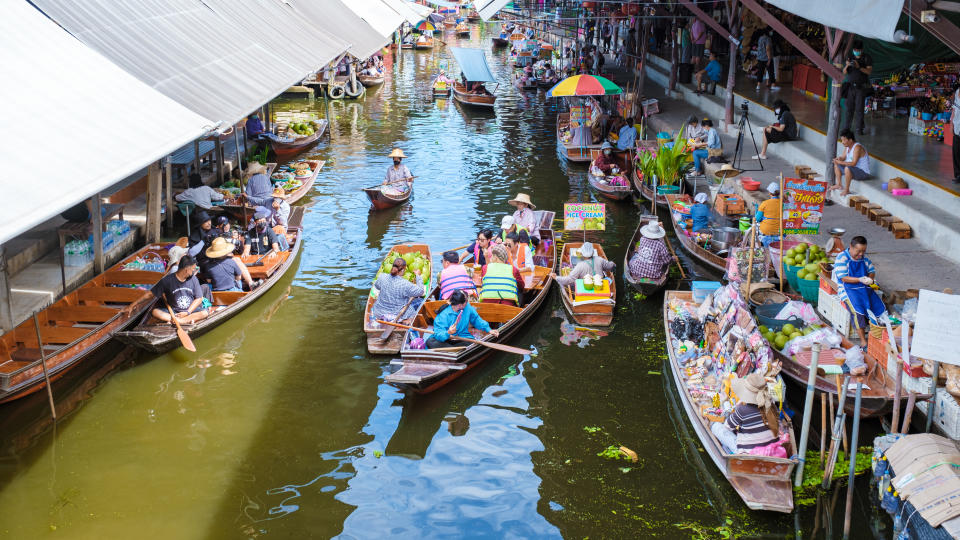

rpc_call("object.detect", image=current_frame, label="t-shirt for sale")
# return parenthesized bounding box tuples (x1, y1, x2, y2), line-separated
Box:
(205, 257, 242, 291)
(151, 273, 204, 313)
(244, 227, 281, 255)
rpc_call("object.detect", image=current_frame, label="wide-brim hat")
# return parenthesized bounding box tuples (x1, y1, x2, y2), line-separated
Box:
(205, 237, 234, 259)
(732, 372, 766, 405)
(389, 148, 407, 158)
(509, 193, 536, 209)
(167, 245, 188, 266)
(579, 241, 595, 258)
(640, 223, 666, 239)
(244, 161, 267, 177)
(272, 186, 286, 198)
(601, 141, 613, 150)
(715, 164, 741, 178)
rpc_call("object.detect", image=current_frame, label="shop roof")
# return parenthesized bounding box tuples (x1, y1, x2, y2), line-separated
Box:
(344, 0, 407, 39)
(285, 0, 391, 61)
(476, 0, 512, 21)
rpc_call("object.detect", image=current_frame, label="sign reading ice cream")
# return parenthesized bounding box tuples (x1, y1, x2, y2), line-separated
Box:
(781, 177, 827, 234)
(564, 203, 606, 230)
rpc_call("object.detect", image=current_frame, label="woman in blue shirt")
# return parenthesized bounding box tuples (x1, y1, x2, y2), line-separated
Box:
(690, 119, 721, 176)
(690, 192, 711, 232)
(616, 116, 637, 151)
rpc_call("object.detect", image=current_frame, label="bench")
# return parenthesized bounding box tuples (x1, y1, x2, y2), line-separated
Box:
(102, 270, 164, 286)
(47, 305, 120, 324)
(78, 287, 150, 304)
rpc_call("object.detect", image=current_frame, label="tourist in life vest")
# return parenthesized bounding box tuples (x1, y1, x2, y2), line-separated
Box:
(479, 245, 524, 306)
(427, 290, 499, 348)
(504, 231, 534, 273)
(438, 251, 478, 300)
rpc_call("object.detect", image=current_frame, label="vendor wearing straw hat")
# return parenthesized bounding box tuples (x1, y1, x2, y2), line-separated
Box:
(755, 182, 782, 248)
(508, 193, 540, 241)
(269, 186, 290, 229)
(384, 148, 413, 190)
(710, 372, 781, 455)
(243, 161, 273, 207)
(628, 222, 673, 279)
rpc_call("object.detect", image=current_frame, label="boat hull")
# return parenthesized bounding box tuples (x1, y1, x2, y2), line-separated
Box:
(663, 194, 728, 274)
(453, 83, 496, 108)
(631, 169, 669, 208)
(587, 171, 632, 200)
(363, 184, 412, 210)
(219, 160, 324, 221)
(558, 242, 615, 326)
(359, 75, 384, 87)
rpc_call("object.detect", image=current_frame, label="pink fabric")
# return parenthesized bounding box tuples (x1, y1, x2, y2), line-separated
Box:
(747, 432, 789, 458)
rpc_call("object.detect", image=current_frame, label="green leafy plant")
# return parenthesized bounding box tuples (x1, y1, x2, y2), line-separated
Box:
(653, 126, 694, 186)
(597, 445, 626, 460)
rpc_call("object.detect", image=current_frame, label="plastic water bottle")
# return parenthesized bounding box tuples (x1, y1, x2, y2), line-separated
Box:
(65, 242, 75, 267)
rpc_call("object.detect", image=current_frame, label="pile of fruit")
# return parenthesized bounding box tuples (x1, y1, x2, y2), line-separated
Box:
(375, 251, 431, 286)
(759, 323, 822, 351)
(783, 243, 827, 281)
(286, 122, 315, 138)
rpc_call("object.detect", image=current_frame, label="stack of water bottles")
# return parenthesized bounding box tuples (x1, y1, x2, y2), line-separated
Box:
(122, 256, 166, 273)
(64, 239, 94, 267)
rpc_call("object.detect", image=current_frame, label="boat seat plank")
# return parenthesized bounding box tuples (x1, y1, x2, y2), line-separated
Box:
(0, 359, 32, 373)
(473, 302, 522, 323)
(78, 287, 149, 304)
(102, 270, 165, 285)
(212, 291, 247, 306)
(16, 325, 91, 346)
(47, 305, 120, 323)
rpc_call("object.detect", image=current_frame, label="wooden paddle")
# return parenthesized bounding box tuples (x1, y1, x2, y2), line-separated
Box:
(376, 320, 530, 355)
(165, 299, 196, 352)
(663, 236, 687, 279)
(245, 252, 271, 267)
(379, 296, 416, 340)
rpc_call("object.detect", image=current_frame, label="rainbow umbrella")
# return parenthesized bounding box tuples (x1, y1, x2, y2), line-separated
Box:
(546, 75, 622, 97)
(415, 20, 436, 32)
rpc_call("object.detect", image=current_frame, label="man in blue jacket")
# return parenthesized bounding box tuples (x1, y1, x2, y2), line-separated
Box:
(426, 290, 499, 348)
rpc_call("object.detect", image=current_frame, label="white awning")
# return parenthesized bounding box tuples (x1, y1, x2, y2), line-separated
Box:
(767, 0, 905, 42)
(404, 1, 435, 19)
(476, 0, 511, 21)
(381, 0, 426, 26)
(283, 0, 390, 61)
(0, 1, 214, 245)
(345, 0, 407, 37)
(32, 0, 349, 127)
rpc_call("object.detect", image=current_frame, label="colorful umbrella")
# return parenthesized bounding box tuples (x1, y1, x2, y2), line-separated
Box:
(546, 75, 623, 97)
(415, 20, 436, 31)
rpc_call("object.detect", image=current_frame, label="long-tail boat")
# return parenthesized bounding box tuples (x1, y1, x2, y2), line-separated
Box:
(623, 215, 671, 296)
(663, 193, 727, 274)
(558, 242, 616, 326)
(362, 180, 413, 210)
(664, 290, 797, 512)
(386, 211, 556, 392)
(219, 160, 324, 221)
(0, 245, 170, 403)
(452, 82, 496, 108)
(363, 243, 433, 354)
(116, 208, 304, 353)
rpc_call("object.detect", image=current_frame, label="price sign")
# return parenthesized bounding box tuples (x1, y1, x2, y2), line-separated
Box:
(564, 203, 606, 231)
(910, 290, 960, 366)
(781, 177, 827, 234)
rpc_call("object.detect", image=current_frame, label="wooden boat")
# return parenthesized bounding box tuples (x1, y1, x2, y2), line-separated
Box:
(363, 244, 433, 355)
(513, 75, 538, 91)
(492, 37, 509, 48)
(664, 290, 797, 513)
(358, 74, 385, 87)
(401, 42, 414, 50)
(558, 242, 616, 326)
(414, 37, 435, 50)
(761, 309, 932, 418)
(452, 82, 496, 108)
(386, 211, 556, 392)
(363, 181, 412, 210)
(432, 78, 452, 98)
(587, 151, 632, 201)
(267, 120, 328, 159)
(557, 112, 601, 163)
(0, 245, 169, 404)
(663, 193, 727, 274)
(631, 168, 669, 208)
(457, 27, 471, 38)
(116, 208, 304, 353)
(218, 160, 324, 221)
(623, 215, 671, 296)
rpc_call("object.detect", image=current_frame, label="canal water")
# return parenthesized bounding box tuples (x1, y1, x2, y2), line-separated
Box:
(0, 25, 884, 539)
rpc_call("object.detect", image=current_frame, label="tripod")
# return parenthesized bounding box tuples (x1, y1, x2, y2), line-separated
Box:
(732, 105, 763, 172)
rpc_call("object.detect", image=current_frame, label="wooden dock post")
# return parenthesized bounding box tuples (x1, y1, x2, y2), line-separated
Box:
(146, 161, 162, 244)
(91, 194, 104, 275)
(0, 245, 13, 332)
(164, 157, 174, 229)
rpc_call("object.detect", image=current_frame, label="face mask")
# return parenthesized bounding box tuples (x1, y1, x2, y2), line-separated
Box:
(853, 50, 861, 58)
(393, 159, 401, 165)
(603, 150, 611, 156)
(774, 108, 781, 115)
(257, 222, 267, 232)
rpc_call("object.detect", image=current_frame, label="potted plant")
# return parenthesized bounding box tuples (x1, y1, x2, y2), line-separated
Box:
(653, 126, 694, 193)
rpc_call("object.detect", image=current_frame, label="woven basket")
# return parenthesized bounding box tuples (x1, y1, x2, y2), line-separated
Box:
(888, 177, 908, 191)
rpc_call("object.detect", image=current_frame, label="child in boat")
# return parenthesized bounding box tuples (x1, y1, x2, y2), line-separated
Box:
(426, 290, 499, 348)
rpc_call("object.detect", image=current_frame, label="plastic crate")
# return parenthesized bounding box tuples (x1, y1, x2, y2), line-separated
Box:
(796, 276, 820, 304)
(867, 324, 900, 364)
(819, 276, 837, 295)
(817, 288, 854, 338)
(692, 280, 722, 303)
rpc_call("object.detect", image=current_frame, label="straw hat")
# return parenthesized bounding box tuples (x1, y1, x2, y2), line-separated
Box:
(715, 164, 741, 178)
(205, 237, 234, 259)
(388, 148, 407, 158)
(579, 241, 596, 258)
(174, 237, 190, 249)
(640, 222, 666, 239)
(272, 186, 286, 198)
(244, 161, 267, 177)
(508, 193, 536, 209)
(167, 245, 188, 266)
(732, 372, 766, 405)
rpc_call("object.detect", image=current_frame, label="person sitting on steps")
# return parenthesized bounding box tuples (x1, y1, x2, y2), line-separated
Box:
(753, 99, 797, 160)
(829, 129, 871, 197)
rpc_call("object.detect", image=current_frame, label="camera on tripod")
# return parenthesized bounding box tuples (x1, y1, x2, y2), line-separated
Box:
(740, 102, 749, 113)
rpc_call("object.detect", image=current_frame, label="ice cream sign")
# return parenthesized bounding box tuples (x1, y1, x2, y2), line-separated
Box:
(564, 203, 606, 231)
(781, 177, 827, 234)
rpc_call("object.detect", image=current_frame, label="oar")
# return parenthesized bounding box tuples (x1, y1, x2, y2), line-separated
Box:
(165, 299, 196, 352)
(663, 236, 687, 279)
(379, 296, 417, 340)
(376, 320, 530, 355)
(445, 243, 471, 253)
(245, 252, 270, 267)
(361, 176, 418, 191)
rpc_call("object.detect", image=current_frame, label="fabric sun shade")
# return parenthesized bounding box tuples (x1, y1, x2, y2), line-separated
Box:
(344, 0, 407, 39)
(546, 75, 623, 97)
(284, 0, 390, 61)
(381, 0, 426, 26)
(404, 1, 435, 19)
(1, 1, 214, 245)
(31, 0, 348, 127)
(450, 47, 497, 82)
(476, 0, 512, 21)
(766, 0, 905, 42)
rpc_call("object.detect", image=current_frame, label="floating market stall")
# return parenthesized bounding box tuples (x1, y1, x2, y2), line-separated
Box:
(547, 75, 622, 163)
(449, 46, 498, 108)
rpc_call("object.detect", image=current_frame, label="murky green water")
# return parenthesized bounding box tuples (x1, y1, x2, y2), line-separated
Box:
(0, 25, 887, 539)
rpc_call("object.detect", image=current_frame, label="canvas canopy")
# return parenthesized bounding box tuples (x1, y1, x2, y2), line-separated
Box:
(475, 0, 512, 21)
(284, 0, 390, 60)
(450, 47, 497, 82)
(767, 0, 906, 42)
(381, 0, 425, 26)
(344, 0, 407, 38)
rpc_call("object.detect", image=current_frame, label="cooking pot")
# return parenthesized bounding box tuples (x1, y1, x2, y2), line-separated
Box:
(711, 226, 741, 245)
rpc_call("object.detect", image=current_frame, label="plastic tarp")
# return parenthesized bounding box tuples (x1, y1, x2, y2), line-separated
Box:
(31, 0, 347, 126)
(381, 0, 425, 26)
(344, 0, 406, 38)
(284, 0, 390, 60)
(450, 47, 497, 81)
(766, 0, 905, 42)
(476, 0, 511, 21)
(1, 1, 214, 245)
